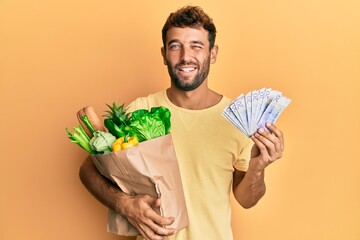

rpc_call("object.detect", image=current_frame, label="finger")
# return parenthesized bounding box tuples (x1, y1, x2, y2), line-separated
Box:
(126, 195, 173, 240)
(143, 195, 158, 206)
(147, 198, 175, 227)
(142, 197, 176, 236)
(255, 128, 277, 147)
(137, 228, 150, 240)
(153, 216, 175, 227)
(152, 198, 161, 208)
(139, 216, 175, 239)
(255, 129, 278, 157)
(147, 219, 176, 237)
(257, 128, 282, 157)
(142, 195, 162, 214)
(267, 123, 284, 151)
(266, 123, 284, 151)
(251, 134, 270, 159)
(135, 221, 153, 240)
(132, 222, 167, 240)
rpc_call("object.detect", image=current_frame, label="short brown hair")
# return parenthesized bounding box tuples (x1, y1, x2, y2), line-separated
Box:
(162, 6, 217, 49)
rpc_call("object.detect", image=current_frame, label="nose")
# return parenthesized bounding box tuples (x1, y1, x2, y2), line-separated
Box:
(180, 46, 192, 62)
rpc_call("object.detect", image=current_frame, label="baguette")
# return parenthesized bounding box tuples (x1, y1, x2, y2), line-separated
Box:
(76, 106, 106, 138)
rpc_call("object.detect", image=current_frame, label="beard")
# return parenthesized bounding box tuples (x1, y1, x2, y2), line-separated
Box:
(166, 57, 211, 91)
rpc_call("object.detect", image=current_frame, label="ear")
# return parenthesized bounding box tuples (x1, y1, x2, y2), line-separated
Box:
(161, 47, 167, 65)
(210, 45, 219, 64)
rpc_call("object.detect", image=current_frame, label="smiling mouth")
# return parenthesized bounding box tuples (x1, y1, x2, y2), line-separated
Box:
(179, 67, 196, 73)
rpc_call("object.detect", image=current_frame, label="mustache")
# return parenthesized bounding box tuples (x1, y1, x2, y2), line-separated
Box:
(175, 60, 198, 68)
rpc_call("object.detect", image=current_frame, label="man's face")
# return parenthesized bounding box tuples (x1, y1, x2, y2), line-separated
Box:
(161, 27, 218, 91)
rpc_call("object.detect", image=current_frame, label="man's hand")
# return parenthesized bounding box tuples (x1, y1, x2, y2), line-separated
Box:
(79, 157, 175, 240)
(250, 123, 284, 172)
(120, 194, 176, 240)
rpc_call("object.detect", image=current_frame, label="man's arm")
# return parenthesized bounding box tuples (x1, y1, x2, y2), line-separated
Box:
(233, 169, 266, 209)
(233, 123, 284, 208)
(79, 156, 176, 240)
(79, 156, 124, 210)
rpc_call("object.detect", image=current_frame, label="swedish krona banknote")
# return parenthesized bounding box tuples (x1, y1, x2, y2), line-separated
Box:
(222, 88, 291, 137)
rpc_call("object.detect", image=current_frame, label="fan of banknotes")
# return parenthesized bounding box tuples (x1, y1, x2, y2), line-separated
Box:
(222, 88, 291, 137)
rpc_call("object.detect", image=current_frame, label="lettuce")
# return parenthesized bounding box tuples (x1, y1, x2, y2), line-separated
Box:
(129, 106, 171, 142)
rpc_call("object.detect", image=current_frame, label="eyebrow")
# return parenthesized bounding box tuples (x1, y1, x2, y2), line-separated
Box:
(167, 39, 205, 46)
(167, 39, 180, 46)
(191, 40, 205, 46)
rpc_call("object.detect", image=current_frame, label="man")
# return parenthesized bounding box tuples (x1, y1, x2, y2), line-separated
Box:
(79, 6, 285, 240)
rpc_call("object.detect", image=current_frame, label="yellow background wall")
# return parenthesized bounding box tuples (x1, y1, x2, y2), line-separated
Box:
(1, 0, 359, 239)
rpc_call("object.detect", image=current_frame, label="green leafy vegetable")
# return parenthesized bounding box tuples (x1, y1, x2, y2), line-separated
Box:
(129, 106, 171, 142)
(66, 104, 171, 155)
(150, 106, 171, 134)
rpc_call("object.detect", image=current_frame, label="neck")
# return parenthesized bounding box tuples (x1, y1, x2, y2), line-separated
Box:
(166, 82, 222, 110)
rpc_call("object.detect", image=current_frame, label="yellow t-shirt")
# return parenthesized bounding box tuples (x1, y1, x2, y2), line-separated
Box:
(130, 90, 253, 240)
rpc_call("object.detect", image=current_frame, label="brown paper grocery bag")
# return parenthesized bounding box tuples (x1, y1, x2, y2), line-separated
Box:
(90, 134, 189, 236)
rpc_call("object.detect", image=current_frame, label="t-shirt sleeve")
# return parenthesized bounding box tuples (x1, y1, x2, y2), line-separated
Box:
(233, 138, 253, 172)
(126, 91, 165, 113)
(126, 97, 150, 113)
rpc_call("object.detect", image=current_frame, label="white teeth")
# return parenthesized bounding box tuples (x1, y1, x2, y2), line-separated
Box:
(180, 67, 195, 72)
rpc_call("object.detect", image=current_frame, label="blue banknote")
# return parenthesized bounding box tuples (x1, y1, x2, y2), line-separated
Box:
(222, 88, 291, 137)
